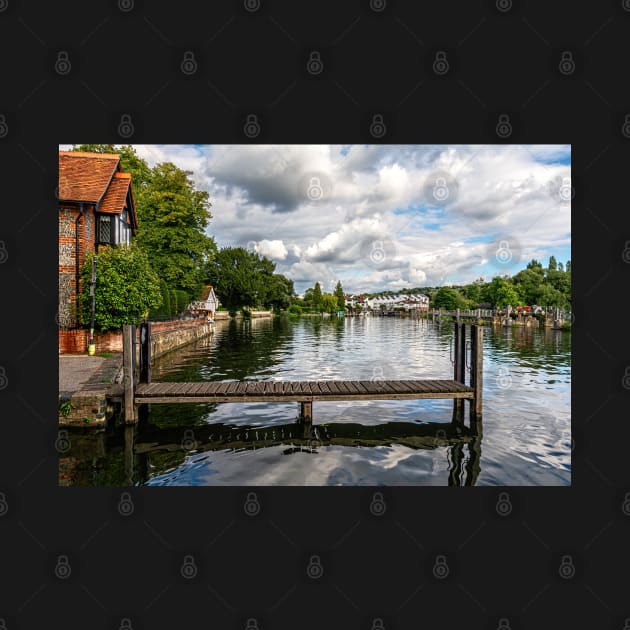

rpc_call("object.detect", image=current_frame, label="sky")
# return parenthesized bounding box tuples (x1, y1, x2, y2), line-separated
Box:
(64, 144, 571, 296)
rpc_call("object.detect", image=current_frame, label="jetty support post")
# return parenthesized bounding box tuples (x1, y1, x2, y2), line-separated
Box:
(139, 321, 152, 384)
(452, 322, 465, 425)
(469, 324, 483, 435)
(123, 324, 137, 424)
(299, 400, 313, 438)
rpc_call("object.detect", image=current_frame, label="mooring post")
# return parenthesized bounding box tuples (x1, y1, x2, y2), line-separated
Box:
(123, 324, 137, 424)
(469, 324, 483, 435)
(452, 322, 464, 424)
(300, 401, 313, 421)
(139, 321, 152, 384)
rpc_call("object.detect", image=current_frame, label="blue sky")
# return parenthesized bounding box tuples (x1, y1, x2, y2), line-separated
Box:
(66, 143, 571, 294)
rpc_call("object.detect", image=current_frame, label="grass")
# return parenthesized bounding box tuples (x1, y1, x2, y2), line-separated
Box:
(58, 399, 73, 417)
(98, 352, 115, 358)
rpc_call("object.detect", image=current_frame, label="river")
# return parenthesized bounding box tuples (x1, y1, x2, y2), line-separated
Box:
(60, 315, 571, 486)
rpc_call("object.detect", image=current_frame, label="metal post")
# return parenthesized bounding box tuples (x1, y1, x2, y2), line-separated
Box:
(139, 321, 152, 384)
(88, 255, 98, 355)
(123, 324, 137, 423)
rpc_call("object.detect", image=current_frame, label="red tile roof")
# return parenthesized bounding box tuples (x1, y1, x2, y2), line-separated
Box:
(58, 151, 120, 203)
(99, 172, 131, 214)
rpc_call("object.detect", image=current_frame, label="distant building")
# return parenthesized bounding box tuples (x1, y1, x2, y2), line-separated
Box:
(365, 293, 429, 311)
(189, 285, 220, 319)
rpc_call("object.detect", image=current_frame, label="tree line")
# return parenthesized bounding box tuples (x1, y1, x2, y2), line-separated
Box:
(427, 256, 571, 311)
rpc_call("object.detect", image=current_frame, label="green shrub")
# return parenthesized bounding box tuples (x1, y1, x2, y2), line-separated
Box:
(79, 245, 162, 332)
(288, 304, 302, 316)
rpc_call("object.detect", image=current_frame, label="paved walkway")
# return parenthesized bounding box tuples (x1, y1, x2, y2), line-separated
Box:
(59, 354, 123, 396)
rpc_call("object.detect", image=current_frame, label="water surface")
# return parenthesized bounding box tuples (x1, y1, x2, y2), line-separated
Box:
(60, 316, 571, 486)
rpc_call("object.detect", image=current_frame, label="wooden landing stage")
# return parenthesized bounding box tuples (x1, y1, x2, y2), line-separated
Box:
(135, 379, 474, 403)
(123, 322, 483, 432)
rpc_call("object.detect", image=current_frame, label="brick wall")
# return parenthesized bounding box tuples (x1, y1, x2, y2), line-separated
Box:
(59, 316, 211, 354)
(58, 205, 96, 329)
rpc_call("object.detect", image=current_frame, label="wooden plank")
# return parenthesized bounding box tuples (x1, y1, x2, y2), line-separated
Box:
(388, 381, 410, 395)
(122, 324, 136, 423)
(273, 382, 284, 395)
(234, 382, 249, 396)
(225, 382, 239, 395)
(264, 381, 275, 395)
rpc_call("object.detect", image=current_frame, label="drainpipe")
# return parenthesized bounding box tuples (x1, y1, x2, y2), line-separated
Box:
(88, 255, 98, 356)
(74, 203, 86, 328)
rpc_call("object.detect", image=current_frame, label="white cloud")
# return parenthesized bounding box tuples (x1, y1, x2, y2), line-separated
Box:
(255, 239, 288, 260)
(117, 143, 570, 293)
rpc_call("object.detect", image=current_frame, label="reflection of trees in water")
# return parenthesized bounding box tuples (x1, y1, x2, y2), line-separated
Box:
(433, 319, 570, 370)
(59, 417, 482, 487)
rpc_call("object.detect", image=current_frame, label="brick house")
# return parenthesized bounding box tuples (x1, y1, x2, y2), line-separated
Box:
(58, 150, 138, 352)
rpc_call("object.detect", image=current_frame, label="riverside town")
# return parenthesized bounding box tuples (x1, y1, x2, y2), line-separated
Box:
(58, 144, 571, 487)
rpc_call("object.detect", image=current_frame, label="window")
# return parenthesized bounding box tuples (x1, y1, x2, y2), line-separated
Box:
(98, 215, 111, 245)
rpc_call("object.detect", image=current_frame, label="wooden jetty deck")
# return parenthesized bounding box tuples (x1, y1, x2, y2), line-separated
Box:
(135, 379, 474, 404)
(122, 321, 483, 433)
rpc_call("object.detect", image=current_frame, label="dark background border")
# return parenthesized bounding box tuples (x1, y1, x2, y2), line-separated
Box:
(1, 1, 628, 628)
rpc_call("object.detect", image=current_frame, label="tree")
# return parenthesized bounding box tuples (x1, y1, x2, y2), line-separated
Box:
(267, 274, 295, 311)
(136, 162, 217, 297)
(512, 266, 545, 305)
(432, 286, 466, 310)
(321, 293, 339, 313)
(486, 277, 522, 308)
(548, 255, 557, 271)
(79, 245, 162, 332)
(72, 145, 217, 299)
(312, 282, 323, 310)
(334, 281, 345, 311)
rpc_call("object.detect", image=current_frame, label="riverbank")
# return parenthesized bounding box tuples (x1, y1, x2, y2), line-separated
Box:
(58, 318, 216, 426)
